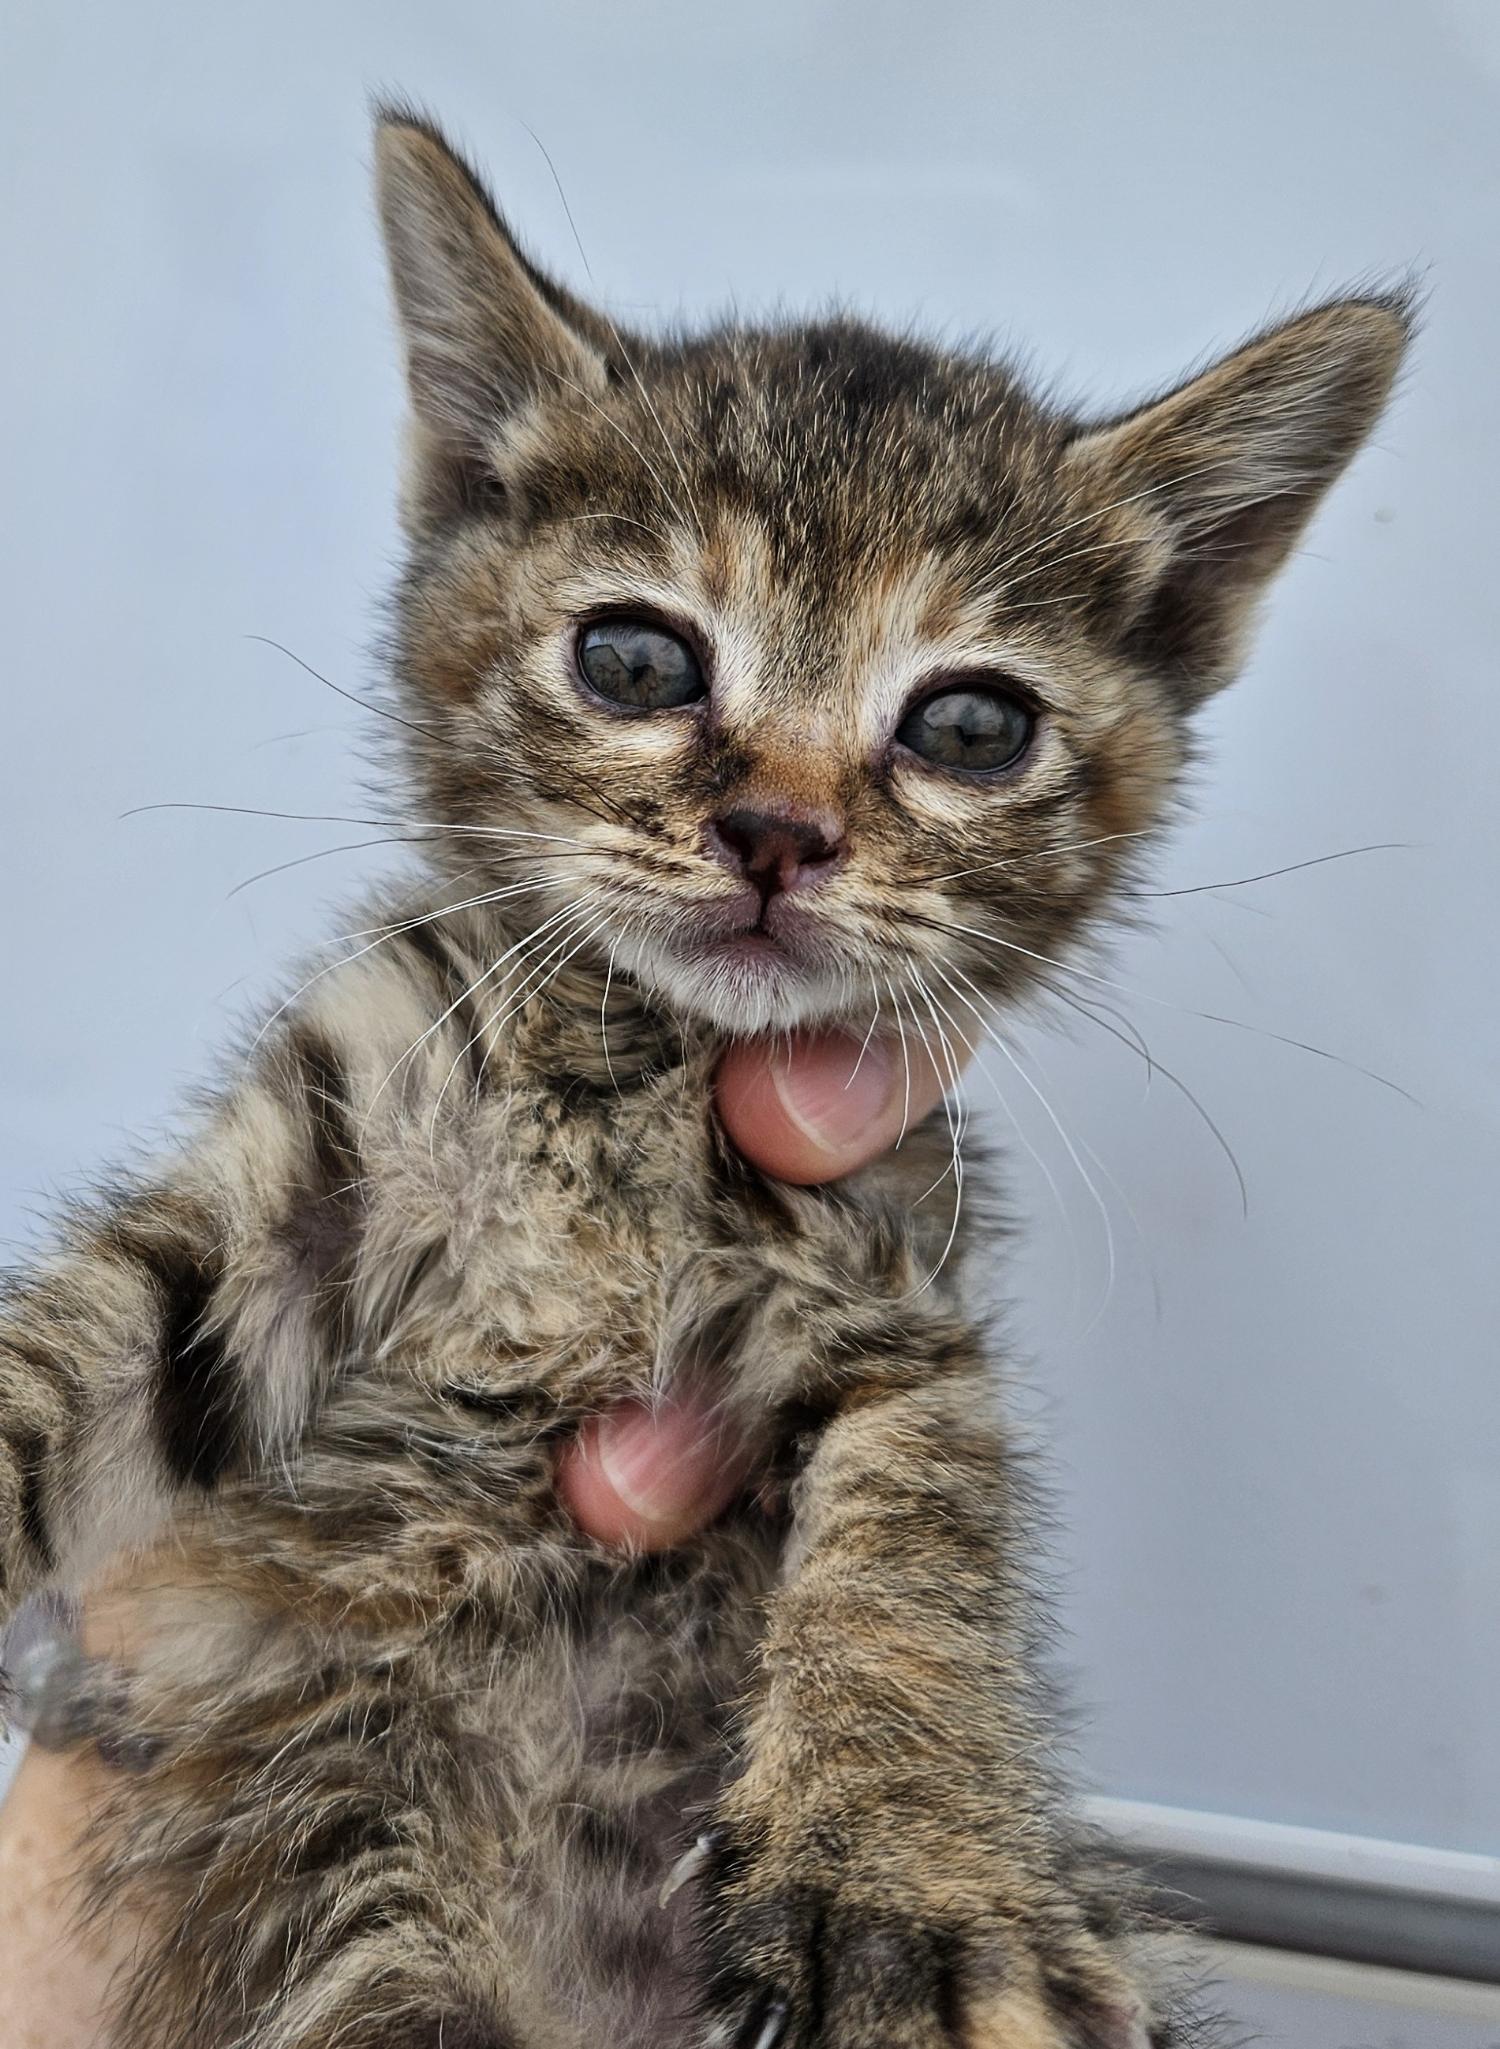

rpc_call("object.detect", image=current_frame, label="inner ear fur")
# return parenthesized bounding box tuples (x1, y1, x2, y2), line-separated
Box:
(373, 103, 618, 526)
(1062, 292, 1414, 697)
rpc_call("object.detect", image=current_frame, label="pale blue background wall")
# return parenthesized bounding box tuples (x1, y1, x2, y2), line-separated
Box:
(2, 0, 1496, 1874)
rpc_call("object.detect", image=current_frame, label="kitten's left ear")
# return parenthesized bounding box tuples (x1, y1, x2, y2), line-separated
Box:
(373, 104, 612, 525)
(1063, 294, 1414, 698)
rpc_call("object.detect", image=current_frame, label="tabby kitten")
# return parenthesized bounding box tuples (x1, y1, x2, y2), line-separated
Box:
(0, 106, 1407, 2049)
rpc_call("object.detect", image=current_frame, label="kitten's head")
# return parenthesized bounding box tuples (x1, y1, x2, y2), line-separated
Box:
(375, 108, 1408, 1038)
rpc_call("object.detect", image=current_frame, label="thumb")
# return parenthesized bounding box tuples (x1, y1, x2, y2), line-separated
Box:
(556, 1388, 757, 1551)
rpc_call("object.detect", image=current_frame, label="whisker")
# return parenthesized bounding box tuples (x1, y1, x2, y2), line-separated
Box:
(599, 936, 622, 1096)
(1131, 841, 1414, 900)
(1049, 986, 1250, 1217)
(902, 971, 966, 1296)
(429, 899, 605, 1139)
(1064, 992, 1155, 1090)
(519, 121, 702, 540)
(339, 877, 557, 945)
(243, 635, 446, 743)
(1194, 923, 1260, 1001)
(248, 876, 560, 1052)
(123, 800, 595, 849)
(844, 998, 885, 1090)
(991, 1024, 1117, 1330)
(909, 829, 1152, 889)
(472, 905, 613, 1053)
(931, 960, 1132, 1334)
(926, 970, 1112, 1317)
(927, 962, 1085, 1315)
(443, 904, 600, 1115)
(921, 910, 1417, 1104)
(365, 894, 601, 1137)
(882, 975, 915, 1145)
(225, 836, 441, 902)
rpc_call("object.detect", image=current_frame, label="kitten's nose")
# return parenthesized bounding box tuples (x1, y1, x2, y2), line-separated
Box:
(708, 804, 847, 899)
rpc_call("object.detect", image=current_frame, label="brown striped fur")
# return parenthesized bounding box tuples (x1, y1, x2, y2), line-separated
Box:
(0, 105, 1409, 2047)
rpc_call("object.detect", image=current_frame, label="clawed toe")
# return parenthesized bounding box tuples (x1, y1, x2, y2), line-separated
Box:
(731, 1990, 790, 2049)
(660, 1827, 724, 1909)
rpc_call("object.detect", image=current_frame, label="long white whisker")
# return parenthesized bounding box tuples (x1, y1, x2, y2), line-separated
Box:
(844, 996, 884, 1090)
(882, 975, 915, 1146)
(901, 979, 964, 1206)
(429, 899, 605, 1143)
(339, 876, 559, 945)
(936, 916, 1417, 1103)
(928, 962, 1085, 1316)
(474, 907, 615, 1050)
(989, 1020, 1117, 1327)
(248, 876, 559, 1053)
(903, 971, 966, 1297)
(362, 895, 599, 1138)
(599, 936, 622, 1096)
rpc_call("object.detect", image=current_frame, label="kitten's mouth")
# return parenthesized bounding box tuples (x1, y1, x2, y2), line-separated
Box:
(621, 890, 854, 1032)
(680, 891, 825, 969)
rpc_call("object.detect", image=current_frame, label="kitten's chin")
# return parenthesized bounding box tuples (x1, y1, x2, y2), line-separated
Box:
(616, 930, 858, 1036)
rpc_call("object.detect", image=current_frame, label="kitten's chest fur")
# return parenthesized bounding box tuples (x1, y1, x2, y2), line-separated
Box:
(88, 954, 966, 2044)
(120, 1007, 881, 2044)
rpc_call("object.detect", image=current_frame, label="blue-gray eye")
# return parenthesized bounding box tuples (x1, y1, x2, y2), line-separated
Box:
(577, 618, 707, 709)
(895, 684, 1034, 773)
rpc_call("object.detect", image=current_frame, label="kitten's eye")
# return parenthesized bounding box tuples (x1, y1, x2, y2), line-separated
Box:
(895, 683, 1035, 774)
(576, 618, 707, 710)
(465, 466, 508, 515)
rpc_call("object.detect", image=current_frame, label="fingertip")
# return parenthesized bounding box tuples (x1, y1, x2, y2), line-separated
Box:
(557, 1399, 755, 1553)
(714, 1040, 827, 1184)
(555, 1424, 635, 1547)
(715, 1030, 956, 1184)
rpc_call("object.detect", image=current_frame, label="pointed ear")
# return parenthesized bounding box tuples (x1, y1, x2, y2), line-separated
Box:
(373, 106, 611, 523)
(1062, 294, 1413, 697)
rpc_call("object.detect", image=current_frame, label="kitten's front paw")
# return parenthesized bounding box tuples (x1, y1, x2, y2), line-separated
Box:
(691, 1823, 1154, 2049)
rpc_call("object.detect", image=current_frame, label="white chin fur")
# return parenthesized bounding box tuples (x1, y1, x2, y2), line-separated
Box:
(616, 933, 856, 1036)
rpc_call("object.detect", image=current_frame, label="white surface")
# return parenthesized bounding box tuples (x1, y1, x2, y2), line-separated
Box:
(1, 1, 1495, 1862)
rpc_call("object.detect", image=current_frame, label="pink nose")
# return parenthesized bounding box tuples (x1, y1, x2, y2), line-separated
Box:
(708, 805, 847, 899)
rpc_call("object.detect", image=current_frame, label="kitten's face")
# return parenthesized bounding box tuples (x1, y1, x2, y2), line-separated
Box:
(377, 112, 1407, 1038)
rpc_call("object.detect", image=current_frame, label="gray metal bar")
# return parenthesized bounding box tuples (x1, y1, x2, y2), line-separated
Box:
(1085, 1797, 1500, 1984)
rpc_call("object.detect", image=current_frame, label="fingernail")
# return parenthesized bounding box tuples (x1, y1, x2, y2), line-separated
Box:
(596, 1400, 727, 1525)
(769, 1035, 899, 1156)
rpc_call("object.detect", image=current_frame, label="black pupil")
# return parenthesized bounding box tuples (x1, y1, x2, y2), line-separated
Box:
(898, 687, 1032, 771)
(579, 620, 704, 709)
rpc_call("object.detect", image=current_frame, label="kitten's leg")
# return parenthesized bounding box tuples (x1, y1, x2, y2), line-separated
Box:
(0, 940, 460, 1637)
(694, 1346, 1170, 2049)
(75, 1624, 522, 2049)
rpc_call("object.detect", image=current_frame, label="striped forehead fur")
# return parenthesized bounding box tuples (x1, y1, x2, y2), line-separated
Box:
(374, 109, 1410, 1037)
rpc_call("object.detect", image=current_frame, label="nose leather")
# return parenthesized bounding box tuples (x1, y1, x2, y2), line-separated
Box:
(709, 805, 847, 899)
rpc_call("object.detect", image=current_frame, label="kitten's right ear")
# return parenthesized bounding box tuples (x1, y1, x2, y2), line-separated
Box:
(373, 105, 609, 521)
